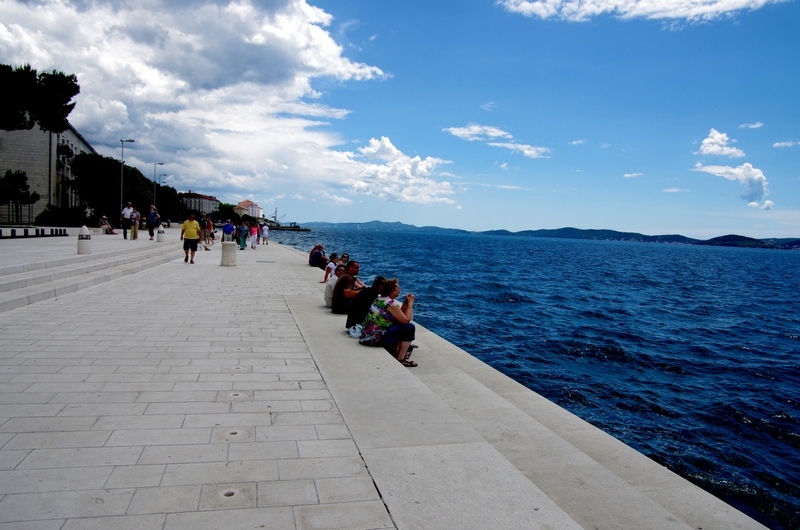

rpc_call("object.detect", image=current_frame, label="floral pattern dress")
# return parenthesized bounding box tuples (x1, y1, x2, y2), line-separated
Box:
(359, 296, 398, 346)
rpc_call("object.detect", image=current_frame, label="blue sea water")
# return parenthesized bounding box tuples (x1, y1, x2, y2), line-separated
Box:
(271, 228, 799, 529)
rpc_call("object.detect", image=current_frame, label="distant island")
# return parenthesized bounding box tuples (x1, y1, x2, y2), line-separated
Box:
(302, 221, 800, 250)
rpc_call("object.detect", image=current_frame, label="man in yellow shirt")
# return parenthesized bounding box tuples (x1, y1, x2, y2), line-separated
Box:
(180, 213, 202, 264)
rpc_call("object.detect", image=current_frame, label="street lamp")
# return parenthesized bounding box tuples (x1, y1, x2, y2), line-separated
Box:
(153, 162, 164, 205)
(119, 139, 135, 210)
(157, 173, 168, 206)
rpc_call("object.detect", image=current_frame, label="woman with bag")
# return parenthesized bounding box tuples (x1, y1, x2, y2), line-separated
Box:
(146, 205, 161, 240)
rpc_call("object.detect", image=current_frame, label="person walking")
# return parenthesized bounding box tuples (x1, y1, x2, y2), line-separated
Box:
(250, 223, 259, 249)
(120, 201, 133, 240)
(260, 223, 269, 245)
(180, 213, 202, 264)
(222, 219, 235, 241)
(130, 207, 140, 240)
(237, 221, 248, 250)
(146, 205, 161, 240)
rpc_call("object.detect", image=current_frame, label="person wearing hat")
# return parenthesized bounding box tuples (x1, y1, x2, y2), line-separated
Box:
(98, 215, 117, 235)
(120, 201, 133, 240)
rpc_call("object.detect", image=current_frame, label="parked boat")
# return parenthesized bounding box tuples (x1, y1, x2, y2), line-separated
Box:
(266, 209, 310, 231)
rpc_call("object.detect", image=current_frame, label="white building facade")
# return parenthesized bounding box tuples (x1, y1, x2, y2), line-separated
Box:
(237, 200, 263, 219)
(0, 123, 97, 222)
(181, 191, 220, 214)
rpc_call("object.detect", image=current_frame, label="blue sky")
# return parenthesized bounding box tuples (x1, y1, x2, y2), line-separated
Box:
(1, 0, 798, 237)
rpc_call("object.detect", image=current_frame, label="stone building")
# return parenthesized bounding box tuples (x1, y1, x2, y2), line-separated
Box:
(236, 199, 263, 219)
(0, 123, 97, 222)
(180, 191, 220, 214)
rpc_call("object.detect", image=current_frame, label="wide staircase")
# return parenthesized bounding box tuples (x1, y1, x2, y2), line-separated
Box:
(0, 240, 182, 313)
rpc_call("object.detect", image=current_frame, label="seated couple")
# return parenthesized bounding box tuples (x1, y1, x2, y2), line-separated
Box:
(325, 262, 378, 328)
(330, 261, 366, 314)
(359, 278, 417, 367)
(308, 244, 329, 270)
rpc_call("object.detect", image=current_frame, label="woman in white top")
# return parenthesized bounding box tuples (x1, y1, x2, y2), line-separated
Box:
(324, 264, 346, 307)
(321, 253, 339, 283)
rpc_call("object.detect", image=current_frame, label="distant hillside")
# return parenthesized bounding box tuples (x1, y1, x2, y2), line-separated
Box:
(696, 235, 774, 248)
(303, 221, 800, 249)
(303, 221, 469, 234)
(501, 227, 698, 244)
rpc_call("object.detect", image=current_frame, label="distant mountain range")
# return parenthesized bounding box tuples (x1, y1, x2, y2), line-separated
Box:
(302, 221, 800, 250)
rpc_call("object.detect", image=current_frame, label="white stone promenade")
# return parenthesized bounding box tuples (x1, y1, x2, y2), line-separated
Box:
(0, 232, 767, 529)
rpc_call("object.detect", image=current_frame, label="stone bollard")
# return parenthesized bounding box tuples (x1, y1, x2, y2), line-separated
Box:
(220, 242, 237, 267)
(77, 225, 91, 254)
(156, 226, 165, 243)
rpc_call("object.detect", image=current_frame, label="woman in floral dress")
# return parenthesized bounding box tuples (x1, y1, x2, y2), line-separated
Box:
(359, 278, 417, 367)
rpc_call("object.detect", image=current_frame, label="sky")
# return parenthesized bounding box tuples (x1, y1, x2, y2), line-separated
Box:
(1, 0, 798, 238)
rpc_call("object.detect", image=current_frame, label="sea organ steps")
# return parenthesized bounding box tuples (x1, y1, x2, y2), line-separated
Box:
(0, 241, 182, 314)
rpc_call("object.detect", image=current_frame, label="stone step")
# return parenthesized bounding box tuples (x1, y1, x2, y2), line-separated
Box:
(0, 242, 169, 278)
(0, 243, 182, 313)
(0, 244, 178, 293)
(411, 327, 767, 530)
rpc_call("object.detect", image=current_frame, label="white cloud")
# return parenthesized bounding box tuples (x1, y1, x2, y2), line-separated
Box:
(749, 200, 774, 210)
(495, 0, 785, 22)
(444, 124, 551, 160)
(693, 162, 771, 207)
(773, 141, 796, 148)
(569, 139, 586, 145)
(488, 142, 551, 159)
(696, 129, 745, 158)
(739, 122, 763, 129)
(444, 124, 512, 141)
(320, 191, 354, 205)
(496, 184, 522, 189)
(663, 188, 688, 193)
(481, 101, 496, 111)
(496, 162, 509, 170)
(347, 137, 455, 204)
(2, 0, 463, 208)
(624, 172, 643, 178)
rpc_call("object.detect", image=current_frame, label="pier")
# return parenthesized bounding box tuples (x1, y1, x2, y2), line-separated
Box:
(0, 232, 767, 529)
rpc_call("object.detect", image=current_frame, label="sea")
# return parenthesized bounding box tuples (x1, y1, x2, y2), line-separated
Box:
(270, 228, 799, 530)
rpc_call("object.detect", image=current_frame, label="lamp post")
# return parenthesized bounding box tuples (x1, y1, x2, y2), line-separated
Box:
(153, 162, 164, 205)
(119, 139, 135, 210)
(157, 173, 168, 207)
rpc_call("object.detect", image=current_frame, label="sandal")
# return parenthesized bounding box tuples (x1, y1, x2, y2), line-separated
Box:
(400, 359, 418, 367)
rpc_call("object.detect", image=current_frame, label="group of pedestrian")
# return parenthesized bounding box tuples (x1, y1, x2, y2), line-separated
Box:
(105, 202, 162, 240)
(314, 245, 418, 368)
(182, 217, 271, 263)
(221, 220, 269, 250)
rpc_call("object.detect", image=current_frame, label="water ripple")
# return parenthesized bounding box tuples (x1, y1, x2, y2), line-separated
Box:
(273, 229, 800, 530)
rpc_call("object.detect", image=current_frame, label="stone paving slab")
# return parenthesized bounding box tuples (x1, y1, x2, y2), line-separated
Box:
(0, 234, 767, 530)
(285, 293, 583, 530)
(0, 237, 398, 529)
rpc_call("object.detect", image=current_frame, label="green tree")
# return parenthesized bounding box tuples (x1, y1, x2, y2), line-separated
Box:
(34, 205, 89, 227)
(209, 202, 241, 224)
(0, 170, 40, 224)
(0, 64, 80, 133)
(69, 153, 184, 224)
